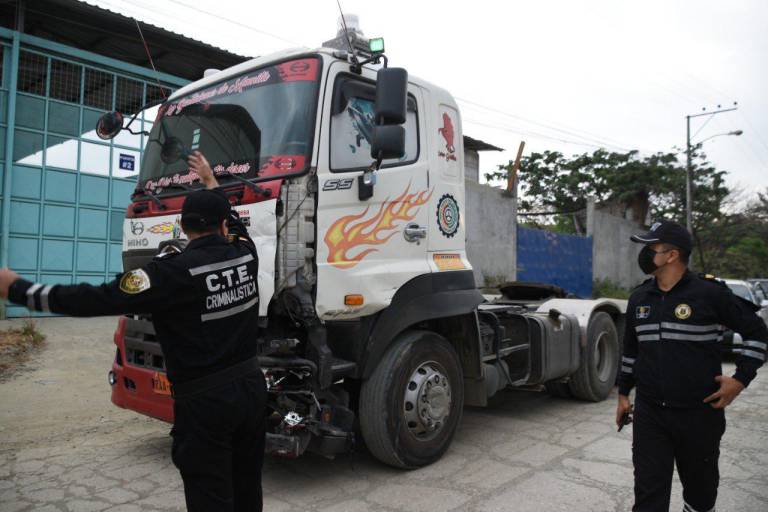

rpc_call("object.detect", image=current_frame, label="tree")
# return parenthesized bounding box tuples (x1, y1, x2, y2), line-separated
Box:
(485, 147, 730, 238)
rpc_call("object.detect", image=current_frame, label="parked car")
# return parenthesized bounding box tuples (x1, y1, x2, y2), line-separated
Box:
(721, 279, 768, 357)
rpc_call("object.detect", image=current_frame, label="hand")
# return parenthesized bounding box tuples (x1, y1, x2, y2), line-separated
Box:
(616, 394, 632, 428)
(703, 375, 745, 409)
(0, 268, 21, 299)
(187, 151, 218, 189)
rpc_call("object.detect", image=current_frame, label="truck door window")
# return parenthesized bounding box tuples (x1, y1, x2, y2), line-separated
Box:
(330, 78, 418, 172)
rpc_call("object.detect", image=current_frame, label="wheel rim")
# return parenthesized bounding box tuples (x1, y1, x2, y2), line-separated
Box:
(592, 330, 615, 382)
(403, 361, 452, 440)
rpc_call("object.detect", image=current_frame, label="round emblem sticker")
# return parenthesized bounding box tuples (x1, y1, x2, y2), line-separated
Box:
(674, 303, 692, 320)
(436, 194, 460, 238)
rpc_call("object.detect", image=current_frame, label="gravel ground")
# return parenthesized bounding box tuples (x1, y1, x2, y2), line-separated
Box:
(1, 316, 767, 511)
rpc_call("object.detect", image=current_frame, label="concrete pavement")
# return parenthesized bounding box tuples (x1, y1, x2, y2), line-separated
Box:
(1, 317, 766, 511)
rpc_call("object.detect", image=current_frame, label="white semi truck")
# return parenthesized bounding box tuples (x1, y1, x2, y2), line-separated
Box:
(102, 34, 626, 468)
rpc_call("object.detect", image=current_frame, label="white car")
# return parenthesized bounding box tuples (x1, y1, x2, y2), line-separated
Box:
(722, 279, 768, 356)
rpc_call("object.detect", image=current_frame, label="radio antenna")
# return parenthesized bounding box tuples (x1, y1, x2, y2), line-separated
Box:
(334, 0, 358, 63)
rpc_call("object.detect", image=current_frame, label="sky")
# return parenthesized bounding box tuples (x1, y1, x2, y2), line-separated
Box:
(90, 0, 768, 203)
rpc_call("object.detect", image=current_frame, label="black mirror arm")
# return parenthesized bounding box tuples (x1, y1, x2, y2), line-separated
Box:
(351, 53, 387, 74)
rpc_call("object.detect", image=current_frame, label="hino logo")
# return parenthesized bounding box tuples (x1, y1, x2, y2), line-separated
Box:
(130, 220, 144, 235)
(127, 238, 149, 248)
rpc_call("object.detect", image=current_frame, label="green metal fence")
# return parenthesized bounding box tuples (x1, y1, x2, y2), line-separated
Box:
(0, 27, 188, 317)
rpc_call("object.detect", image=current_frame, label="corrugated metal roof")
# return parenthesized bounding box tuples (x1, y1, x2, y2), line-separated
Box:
(74, 0, 249, 60)
(464, 135, 504, 152)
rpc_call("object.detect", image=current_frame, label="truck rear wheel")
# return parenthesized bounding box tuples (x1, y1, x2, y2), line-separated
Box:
(359, 330, 464, 468)
(568, 312, 619, 402)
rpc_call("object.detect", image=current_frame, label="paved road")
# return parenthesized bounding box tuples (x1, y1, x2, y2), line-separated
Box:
(1, 317, 767, 511)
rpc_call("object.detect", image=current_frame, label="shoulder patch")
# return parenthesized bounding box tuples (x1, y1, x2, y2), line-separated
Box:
(119, 269, 151, 294)
(698, 273, 728, 288)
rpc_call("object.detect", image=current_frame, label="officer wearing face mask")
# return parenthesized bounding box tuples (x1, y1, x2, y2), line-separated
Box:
(616, 220, 766, 512)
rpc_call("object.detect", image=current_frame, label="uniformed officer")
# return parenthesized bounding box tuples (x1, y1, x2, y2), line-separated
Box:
(0, 152, 266, 512)
(616, 220, 767, 512)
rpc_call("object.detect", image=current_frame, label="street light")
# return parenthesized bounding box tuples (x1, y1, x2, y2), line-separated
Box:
(697, 129, 743, 145)
(685, 103, 739, 233)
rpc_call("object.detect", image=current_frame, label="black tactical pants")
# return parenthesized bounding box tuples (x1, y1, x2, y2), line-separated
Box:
(171, 371, 267, 512)
(632, 396, 726, 512)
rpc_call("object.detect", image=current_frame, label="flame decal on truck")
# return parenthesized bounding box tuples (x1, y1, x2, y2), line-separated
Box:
(324, 185, 433, 268)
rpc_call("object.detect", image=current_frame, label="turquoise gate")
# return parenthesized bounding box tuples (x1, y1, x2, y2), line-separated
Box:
(0, 28, 187, 317)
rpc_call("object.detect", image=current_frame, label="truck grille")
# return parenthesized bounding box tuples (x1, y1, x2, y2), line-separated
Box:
(123, 315, 165, 371)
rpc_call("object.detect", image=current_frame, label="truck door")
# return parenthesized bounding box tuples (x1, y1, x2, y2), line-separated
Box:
(425, 100, 470, 272)
(315, 62, 430, 320)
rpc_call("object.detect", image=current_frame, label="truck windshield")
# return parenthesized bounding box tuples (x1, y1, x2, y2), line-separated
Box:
(140, 57, 320, 192)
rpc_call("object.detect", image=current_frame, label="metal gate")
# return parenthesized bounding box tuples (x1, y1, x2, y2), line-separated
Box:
(516, 226, 593, 298)
(0, 29, 185, 317)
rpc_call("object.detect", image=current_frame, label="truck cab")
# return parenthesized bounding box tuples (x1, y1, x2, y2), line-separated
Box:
(104, 43, 625, 468)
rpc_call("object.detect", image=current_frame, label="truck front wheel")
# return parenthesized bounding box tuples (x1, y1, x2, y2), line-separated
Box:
(568, 312, 619, 402)
(359, 330, 464, 468)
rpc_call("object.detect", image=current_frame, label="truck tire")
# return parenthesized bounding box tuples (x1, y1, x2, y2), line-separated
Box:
(544, 380, 572, 399)
(568, 312, 619, 402)
(359, 330, 464, 468)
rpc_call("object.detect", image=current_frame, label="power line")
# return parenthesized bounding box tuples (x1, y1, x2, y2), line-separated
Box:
(119, 0, 308, 48)
(456, 96, 635, 152)
(463, 117, 637, 152)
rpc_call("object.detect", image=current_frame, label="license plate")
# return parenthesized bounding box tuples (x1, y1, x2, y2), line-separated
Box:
(152, 372, 172, 396)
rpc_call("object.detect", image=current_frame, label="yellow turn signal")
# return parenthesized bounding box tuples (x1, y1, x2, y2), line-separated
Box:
(345, 294, 364, 306)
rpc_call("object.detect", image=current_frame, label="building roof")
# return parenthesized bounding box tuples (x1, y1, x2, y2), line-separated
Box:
(463, 135, 504, 152)
(0, 0, 249, 83)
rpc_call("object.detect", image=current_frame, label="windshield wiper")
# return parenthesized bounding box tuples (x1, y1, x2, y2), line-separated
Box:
(217, 171, 271, 196)
(155, 183, 203, 194)
(132, 187, 167, 210)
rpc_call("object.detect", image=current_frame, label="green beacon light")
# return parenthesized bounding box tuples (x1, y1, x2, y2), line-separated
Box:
(369, 37, 385, 54)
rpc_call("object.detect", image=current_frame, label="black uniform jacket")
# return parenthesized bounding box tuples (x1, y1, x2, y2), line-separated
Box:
(8, 210, 260, 385)
(618, 271, 767, 408)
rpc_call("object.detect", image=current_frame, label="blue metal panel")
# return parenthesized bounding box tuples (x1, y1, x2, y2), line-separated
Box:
(79, 175, 109, 207)
(41, 239, 73, 271)
(10, 165, 41, 199)
(77, 208, 107, 239)
(15, 94, 45, 130)
(42, 204, 75, 237)
(47, 101, 79, 136)
(9, 201, 39, 234)
(516, 226, 594, 298)
(111, 180, 134, 208)
(43, 169, 77, 202)
(8, 237, 37, 270)
(76, 241, 106, 272)
(108, 242, 122, 274)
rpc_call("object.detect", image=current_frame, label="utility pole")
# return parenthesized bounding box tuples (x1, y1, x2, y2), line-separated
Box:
(685, 103, 739, 233)
(508, 140, 525, 197)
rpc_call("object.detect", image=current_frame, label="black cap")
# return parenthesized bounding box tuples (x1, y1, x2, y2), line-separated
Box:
(181, 188, 230, 231)
(630, 220, 692, 253)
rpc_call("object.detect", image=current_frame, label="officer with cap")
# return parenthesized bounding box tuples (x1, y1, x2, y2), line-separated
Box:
(0, 151, 266, 512)
(616, 219, 767, 512)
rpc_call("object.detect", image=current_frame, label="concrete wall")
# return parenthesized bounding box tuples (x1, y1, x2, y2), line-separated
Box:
(465, 180, 516, 287)
(587, 199, 646, 289)
(464, 149, 480, 183)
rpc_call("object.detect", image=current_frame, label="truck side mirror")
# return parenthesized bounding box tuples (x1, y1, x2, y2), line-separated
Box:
(374, 67, 408, 125)
(96, 111, 124, 140)
(370, 125, 405, 160)
(360, 67, 409, 201)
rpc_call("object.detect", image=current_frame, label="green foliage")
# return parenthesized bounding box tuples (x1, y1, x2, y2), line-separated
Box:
(592, 279, 632, 300)
(485, 146, 729, 235)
